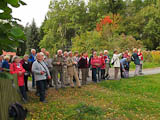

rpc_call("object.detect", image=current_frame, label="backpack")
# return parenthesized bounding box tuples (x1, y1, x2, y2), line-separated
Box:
(9, 102, 28, 120)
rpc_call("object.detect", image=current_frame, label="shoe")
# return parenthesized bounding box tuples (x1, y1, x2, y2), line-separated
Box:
(78, 86, 81, 88)
(35, 92, 40, 97)
(41, 100, 48, 103)
(61, 86, 66, 89)
(71, 86, 75, 88)
(107, 75, 110, 79)
(49, 85, 54, 87)
(23, 98, 28, 103)
(139, 73, 144, 75)
(55, 87, 58, 91)
(26, 89, 29, 92)
(32, 86, 36, 89)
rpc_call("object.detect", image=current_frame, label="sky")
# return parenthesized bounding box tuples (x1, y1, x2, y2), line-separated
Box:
(12, 0, 51, 27)
(12, 0, 89, 27)
(12, 0, 88, 27)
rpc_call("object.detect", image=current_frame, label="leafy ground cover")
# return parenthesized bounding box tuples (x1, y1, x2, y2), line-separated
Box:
(25, 74, 160, 120)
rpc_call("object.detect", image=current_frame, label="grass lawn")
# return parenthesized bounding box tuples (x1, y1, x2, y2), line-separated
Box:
(25, 74, 160, 120)
(130, 62, 160, 70)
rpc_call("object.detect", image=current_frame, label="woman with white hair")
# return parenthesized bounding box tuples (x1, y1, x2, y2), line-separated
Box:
(10, 56, 27, 102)
(2, 55, 10, 72)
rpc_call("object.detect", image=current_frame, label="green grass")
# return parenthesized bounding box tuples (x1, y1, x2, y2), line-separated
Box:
(130, 62, 160, 70)
(25, 74, 160, 120)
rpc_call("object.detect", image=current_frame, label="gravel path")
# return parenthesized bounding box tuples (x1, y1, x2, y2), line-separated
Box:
(28, 67, 160, 90)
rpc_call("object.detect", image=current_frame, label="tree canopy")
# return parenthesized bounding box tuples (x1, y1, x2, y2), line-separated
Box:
(0, 0, 26, 54)
(38, 0, 160, 54)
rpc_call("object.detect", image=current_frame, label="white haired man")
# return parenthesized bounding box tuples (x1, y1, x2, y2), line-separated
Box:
(32, 53, 51, 103)
(52, 49, 65, 90)
(29, 49, 37, 88)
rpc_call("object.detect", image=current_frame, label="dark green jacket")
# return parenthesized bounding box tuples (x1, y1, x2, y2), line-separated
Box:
(131, 53, 140, 65)
(52, 55, 65, 71)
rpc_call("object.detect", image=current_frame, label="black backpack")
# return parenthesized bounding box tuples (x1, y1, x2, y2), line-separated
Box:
(8, 102, 28, 120)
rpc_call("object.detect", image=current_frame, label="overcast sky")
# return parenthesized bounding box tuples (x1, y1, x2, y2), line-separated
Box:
(12, 0, 51, 27)
(12, 0, 88, 27)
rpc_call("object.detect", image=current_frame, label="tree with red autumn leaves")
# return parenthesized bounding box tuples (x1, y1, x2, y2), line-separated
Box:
(96, 16, 112, 32)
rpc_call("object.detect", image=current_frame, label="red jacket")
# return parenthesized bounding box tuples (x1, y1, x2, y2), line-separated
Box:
(10, 63, 25, 86)
(138, 52, 143, 61)
(100, 56, 105, 69)
(91, 57, 102, 68)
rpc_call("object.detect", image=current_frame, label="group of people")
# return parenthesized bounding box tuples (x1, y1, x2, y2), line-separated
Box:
(0, 48, 143, 103)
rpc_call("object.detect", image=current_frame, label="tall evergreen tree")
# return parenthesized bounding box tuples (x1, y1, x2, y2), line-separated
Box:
(26, 19, 40, 53)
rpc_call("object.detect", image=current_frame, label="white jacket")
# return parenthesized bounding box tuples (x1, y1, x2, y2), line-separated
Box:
(111, 53, 122, 68)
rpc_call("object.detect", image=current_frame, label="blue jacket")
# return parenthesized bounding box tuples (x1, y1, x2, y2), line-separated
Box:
(29, 54, 36, 63)
(120, 58, 128, 69)
(2, 60, 10, 69)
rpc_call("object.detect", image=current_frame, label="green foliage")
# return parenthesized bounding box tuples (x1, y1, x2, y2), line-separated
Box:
(72, 22, 143, 53)
(26, 19, 41, 53)
(40, 0, 127, 53)
(40, 0, 89, 53)
(122, 3, 160, 50)
(0, 22, 26, 53)
(0, 0, 26, 54)
(72, 31, 101, 53)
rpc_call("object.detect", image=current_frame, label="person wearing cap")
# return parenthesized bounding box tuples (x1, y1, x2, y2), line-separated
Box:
(111, 50, 122, 80)
(2, 55, 10, 72)
(67, 51, 81, 88)
(52, 49, 65, 90)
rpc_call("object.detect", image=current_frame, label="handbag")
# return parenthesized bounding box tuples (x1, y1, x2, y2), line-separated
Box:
(111, 58, 117, 65)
